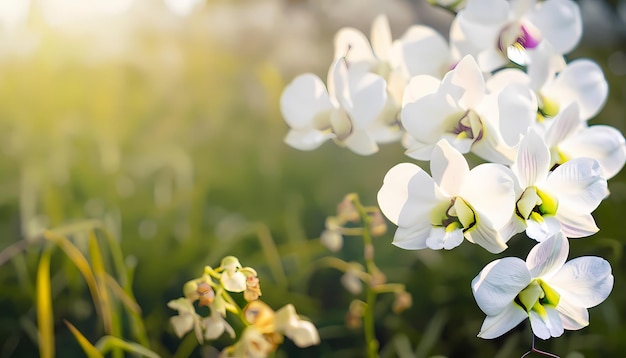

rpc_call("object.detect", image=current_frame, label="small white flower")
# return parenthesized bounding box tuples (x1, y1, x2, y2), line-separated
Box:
(203, 308, 235, 341)
(472, 232, 613, 340)
(220, 256, 247, 292)
(274, 304, 320, 348)
(377, 139, 516, 253)
(167, 297, 204, 343)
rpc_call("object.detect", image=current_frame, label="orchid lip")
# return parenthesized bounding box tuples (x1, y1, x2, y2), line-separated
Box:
(518, 24, 541, 50)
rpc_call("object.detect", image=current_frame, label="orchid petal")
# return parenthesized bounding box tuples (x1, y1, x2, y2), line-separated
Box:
(465, 215, 508, 253)
(530, 306, 564, 340)
(486, 68, 530, 94)
(477, 303, 528, 339)
(550, 256, 614, 308)
(401, 75, 441, 106)
(543, 102, 582, 148)
(401, 92, 457, 143)
(431, 139, 469, 196)
(461, 163, 516, 227)
(545, 158, 607, 212)
(396, 25, 451, 78)
(526, 215, 561, 242)
(458, 0, 510, 49)
(472, 257, 532, 316)
(284, 129, 333, 151)
(346, 72, 388, 129)
(392, 224, 433, 250)
(442, 55, 485, 109)
(497, 83, 537, 146)
(555, 299, 589, 330)
(378, 163, 432, 225)
(404, 139, 436, 161)
(515, 129, 551, 188)
(343, 129, 378, 155)
(544, 59, 607, 121)
(554, 209, 599, 238)
(371, 14, 392, 61)
(280, 74, 333, 129)
(525, 232, 568, 279)
(560, 125, 626, 179)
(426, 226, 464, 250)
(528, 0, 582, 54)
(334, 27, 375, 64)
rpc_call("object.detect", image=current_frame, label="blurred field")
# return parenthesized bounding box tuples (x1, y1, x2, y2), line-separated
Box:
(0, 0, 625, 357)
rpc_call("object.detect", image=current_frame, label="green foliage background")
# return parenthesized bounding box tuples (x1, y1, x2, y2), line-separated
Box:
(0, 1, 624, 357)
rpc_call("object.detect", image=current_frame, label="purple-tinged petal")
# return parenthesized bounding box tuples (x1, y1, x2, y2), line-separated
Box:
(514, 129, 551, 188)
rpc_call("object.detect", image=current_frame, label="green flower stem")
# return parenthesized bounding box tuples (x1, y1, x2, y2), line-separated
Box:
(349, 194, 379, 358)
(204, 265, 222, 280)
(340, 227, 365, 236)
(315, 257, 369, 281)
(371, 283, 405, 294)
(219, 287, 248, 325)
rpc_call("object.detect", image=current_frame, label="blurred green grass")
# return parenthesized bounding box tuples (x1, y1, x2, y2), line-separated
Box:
(0, 1, 624, 357)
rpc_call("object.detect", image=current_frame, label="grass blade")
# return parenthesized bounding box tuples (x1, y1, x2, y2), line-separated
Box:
(95, 336, 160, 358)
(64, 320, 104, 358)
(36, 246, 54, 358)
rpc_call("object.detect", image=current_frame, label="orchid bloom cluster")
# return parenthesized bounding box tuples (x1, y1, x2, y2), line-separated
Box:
(281, 0, 624, 343)
(167, 256, 319, 357)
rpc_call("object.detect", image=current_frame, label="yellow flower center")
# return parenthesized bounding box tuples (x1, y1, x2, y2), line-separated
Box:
(515, 279, 560, 318)
(430, 197, 477, 232)
(515, 186, 558, 223)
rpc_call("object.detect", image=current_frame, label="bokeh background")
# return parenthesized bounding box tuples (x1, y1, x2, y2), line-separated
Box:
(0, 0, 625, 357)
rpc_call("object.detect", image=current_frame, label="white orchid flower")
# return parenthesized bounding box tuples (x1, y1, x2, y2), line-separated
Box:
(167, 297, 204, 343)
(544, 103, 626, 179)
(454, 0, 582, 72)
(220, 256, 247, 292)
(203, 308, 235, 341)
(506, 129, 608, 241)
(280, 57, 393, 155)
(486, 58, 609, 146)
(401, 55, 521, 164)
(274, 304, 321, 348)
(472, 232, 613, 340)
(377, 139, 516, 253)
(334, 15, 451, 95)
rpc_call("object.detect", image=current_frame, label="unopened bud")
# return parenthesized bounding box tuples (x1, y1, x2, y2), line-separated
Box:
(392, 291, 412, 314)
(337, 195, 360, 223)
(369, 269, 387, 288)
(321, 229, 343, 252)
(345, 300, 365, 329)
(244, 275, 262, 302)
(197, 282, 215, 307)
(369, 210, 387, 237)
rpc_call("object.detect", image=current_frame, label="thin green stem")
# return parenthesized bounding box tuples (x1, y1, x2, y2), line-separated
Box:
(371, 283, 405, 294)
(350, 194, 379, 358)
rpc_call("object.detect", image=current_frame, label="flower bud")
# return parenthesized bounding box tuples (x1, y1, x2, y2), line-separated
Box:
(392, 291, 412, 314)
(321, 228, 343, 252)
(369, 210, 387, 237)
(337, 195, 360, 222)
